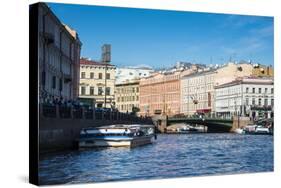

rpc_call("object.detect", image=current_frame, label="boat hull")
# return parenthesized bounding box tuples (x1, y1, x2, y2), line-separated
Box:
(79, 136, 153, 148)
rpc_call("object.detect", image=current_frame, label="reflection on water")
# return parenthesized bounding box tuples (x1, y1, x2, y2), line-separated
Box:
(39, 133, 273, 185)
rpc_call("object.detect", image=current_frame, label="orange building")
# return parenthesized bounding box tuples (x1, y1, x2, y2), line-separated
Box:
(139, 67, 197, 117)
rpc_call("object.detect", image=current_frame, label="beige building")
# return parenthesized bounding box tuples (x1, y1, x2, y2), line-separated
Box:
(115, 80, 140, 113)
(79, 58, 116, 108)
(181, 62, 255, 116)
(38, 3, 82, 101)
(181, 69, 216, 116)
(214, 62, 254, 86)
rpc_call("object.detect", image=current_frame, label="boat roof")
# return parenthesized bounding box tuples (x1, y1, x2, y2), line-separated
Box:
(83, 124, 155, 130)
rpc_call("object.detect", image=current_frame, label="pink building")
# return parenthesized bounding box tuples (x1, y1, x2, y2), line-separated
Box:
(139, 68, 197, 117)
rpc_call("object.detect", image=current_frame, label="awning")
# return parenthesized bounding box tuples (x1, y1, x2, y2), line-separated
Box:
(196, 109, 211, 113)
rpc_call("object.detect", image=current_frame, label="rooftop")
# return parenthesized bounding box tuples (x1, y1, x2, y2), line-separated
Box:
(214, 76, 274, 89)
(80, 58, 115, 67)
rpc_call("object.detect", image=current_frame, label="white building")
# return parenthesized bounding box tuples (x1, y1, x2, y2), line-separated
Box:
(115, 66, 153, 84)
(215, 77, 274, 119)
(180, 62, 256, 116)
(38, 3, 82, 101)
(181, 70, 216, 116)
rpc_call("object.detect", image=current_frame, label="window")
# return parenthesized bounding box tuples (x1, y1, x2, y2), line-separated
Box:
(81, 72, 86, 79)
(246, 87, 249, 93)
(52, 76, 56, 89)
(246, 98, 249, 105)
(136, 96, 139, 101)
(106, 73, 110, 79)
(264, 98, 268, 106)
(105, 87, 110, 95)
(252, 88, 255, 93)
(98, 87, 103, 95)
(90, 87, 94, 95)
(90, 72, 94, 79)
(252, 98, 255, 105)
(271, 99, 274, 106)
(81, 86, 86, 95)
(265, 88, 268, 94)
(258, 98, 262, 106)
(271, 88, 274, 94)
(59, 79, 63, 91)
(258, 88, 262, 93)
(98, 73, 103, 79)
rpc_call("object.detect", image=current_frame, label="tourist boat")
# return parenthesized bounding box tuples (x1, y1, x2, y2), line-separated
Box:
(78, 124, 157, 148)
(254, 125, 270, 134)
(241, 124, 271, 135)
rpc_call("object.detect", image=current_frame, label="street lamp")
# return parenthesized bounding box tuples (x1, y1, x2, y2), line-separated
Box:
(234, 93, 240, 128)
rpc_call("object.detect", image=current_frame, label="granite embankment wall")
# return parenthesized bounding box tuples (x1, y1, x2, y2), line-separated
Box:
(39, 105, 152, 153)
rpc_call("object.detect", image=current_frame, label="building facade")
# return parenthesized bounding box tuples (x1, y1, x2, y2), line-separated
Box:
(139, 67, 197, 117)
(79, 58, 116, 108)
(215, 77, 274, 119)
(181, 70, 216, 116)
(139, 72, 181, 117)
(38, 3, 82, 101)
(181, 62, 255, 116)
(214, 62, 254, 86)
(252, 64, 274, 77)
(115, 80, 140, 113)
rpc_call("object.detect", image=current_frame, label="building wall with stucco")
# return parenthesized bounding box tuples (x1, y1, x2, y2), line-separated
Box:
(139, 68, 197, 117)
(115, 80, 140, 113)
(181, 62, 256, 116)
(38, 3, 82, 101)
(79, 58, 116, 108)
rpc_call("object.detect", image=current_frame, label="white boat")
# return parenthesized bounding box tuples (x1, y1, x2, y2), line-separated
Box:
(78, 124, 156, 148)
(234, 128, 244, 134)
(243, 124, 270, 135)
(255, 125, 270, 134)
(243, 124, 257, 134)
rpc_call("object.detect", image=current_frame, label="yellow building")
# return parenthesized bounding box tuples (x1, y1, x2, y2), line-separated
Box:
(115, 80, 140, 113)
(79, 58, 116, 108)
(252, 64, 274, 77)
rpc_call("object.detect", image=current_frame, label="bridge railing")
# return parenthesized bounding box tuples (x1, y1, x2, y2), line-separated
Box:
(168, 116, 233, 121)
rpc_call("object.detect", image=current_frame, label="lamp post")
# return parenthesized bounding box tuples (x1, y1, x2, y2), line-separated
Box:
(102, 44, 111, 108)
(104, 64, 107, 108)
(234, 93, 240, 128)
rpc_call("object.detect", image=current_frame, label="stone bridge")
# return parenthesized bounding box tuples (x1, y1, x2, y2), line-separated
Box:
(152, 115, 252, 133)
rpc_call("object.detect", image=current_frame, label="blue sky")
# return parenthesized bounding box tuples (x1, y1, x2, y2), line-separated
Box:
(47, 3, 274, 68)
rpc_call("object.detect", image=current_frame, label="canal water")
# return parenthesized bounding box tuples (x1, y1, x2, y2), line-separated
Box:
(39, 133, 273, 185)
